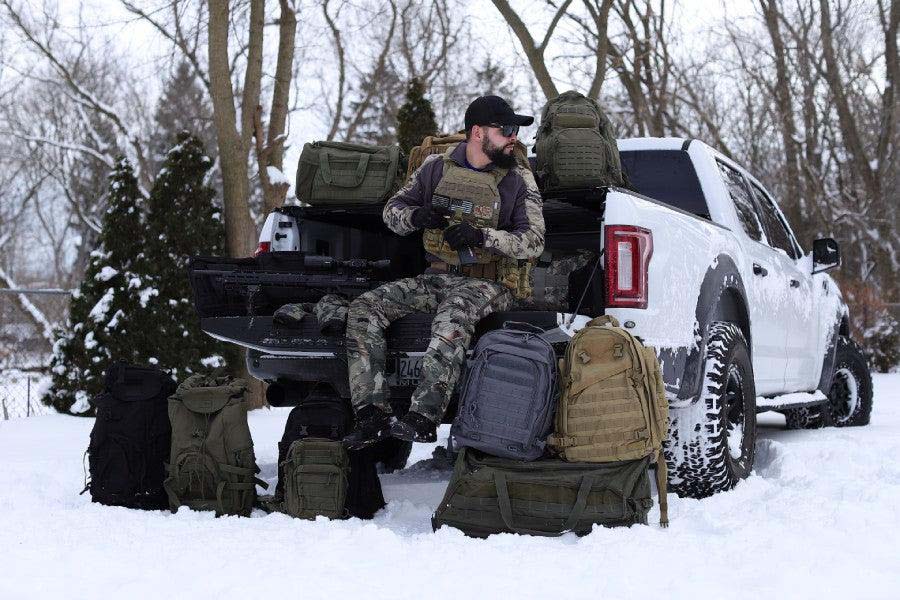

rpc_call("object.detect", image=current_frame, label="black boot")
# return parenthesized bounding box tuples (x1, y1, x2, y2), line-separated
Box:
(343, 405, 393, 450)
(390, 411, 437, 443)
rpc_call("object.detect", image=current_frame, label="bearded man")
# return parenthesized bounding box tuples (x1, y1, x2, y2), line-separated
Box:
(343, 95, 546, 448)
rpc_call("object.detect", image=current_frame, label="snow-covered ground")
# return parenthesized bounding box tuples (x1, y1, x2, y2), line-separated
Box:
(2, 374, 898, 599)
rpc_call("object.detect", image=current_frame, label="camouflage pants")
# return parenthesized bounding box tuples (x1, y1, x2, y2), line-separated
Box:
(346, 274, 513, 423)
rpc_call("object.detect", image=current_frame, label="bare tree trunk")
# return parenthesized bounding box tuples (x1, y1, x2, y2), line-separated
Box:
(207, 0, 257, 258)
(490, 0, 574, 100)
(256, 0, 296, 214)
(760, 0, 804, 229)
(818, 0, 880, 200)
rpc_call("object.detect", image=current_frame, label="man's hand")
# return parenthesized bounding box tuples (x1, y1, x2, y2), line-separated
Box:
(444, 222, 485, 250)
(411, 205, 451, 230)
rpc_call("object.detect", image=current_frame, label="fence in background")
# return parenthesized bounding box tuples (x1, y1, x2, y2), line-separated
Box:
(0, 287, 71, 419)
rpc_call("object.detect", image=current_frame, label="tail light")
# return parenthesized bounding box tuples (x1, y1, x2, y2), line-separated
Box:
(254, 241, 271, 256)
(605, 225, 652, 309)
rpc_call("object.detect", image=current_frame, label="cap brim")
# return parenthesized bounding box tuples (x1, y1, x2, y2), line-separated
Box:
(495, 113, 534, 127)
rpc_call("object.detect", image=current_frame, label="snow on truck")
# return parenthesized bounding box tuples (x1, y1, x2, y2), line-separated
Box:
(188, 137, 873, 498)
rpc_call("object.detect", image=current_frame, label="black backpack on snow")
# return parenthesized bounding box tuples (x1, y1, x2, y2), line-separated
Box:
(83, 362, 176, 509)
(276, 397, 385, 519)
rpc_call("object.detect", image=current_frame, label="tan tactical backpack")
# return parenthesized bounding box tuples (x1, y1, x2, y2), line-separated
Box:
(548, 315, 670, 526)
(405, 133, 530, 180)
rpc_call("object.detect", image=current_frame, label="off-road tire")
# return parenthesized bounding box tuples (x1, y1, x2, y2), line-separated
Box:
(369, 437, 413, 473)
(665, 322, 757, 499)
(784, 336, 872, 429)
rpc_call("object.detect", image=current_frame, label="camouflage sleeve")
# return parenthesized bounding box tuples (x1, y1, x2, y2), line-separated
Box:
(382, 154, 442, 235)
(482, 167, 545, 259)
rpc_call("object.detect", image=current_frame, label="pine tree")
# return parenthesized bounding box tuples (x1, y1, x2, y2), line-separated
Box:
(141, 131, 233, 381)
(396, 78, 438, 154)
(149, 61, 216, 179)
(44, 158, 156, 414)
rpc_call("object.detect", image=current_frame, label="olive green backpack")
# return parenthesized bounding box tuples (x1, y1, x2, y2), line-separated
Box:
(534, 90, 625, 191)
(295, 141, 403, 205)
(164, 375, 266, 517)
(548, 315, 670, 526)
(281, 438, 350, 520)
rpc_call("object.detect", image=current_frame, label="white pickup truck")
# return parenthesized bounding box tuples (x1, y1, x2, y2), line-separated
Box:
(188, 137, 873, 498)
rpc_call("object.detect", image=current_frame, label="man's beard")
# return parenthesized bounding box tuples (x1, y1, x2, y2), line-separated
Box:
(481, 136, 517, 169)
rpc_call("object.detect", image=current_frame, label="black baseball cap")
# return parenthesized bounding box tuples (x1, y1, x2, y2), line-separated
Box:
(464, 95, 534, 130)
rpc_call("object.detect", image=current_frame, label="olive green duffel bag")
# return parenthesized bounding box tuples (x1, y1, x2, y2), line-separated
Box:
(432, 448, 653, 538)
(295, 141, 403, 205)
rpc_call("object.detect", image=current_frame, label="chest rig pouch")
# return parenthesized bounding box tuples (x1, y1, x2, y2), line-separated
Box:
(422, 147, 534, 301)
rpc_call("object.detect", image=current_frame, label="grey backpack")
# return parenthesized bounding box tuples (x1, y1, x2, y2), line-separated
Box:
(451, 322, 557, 461)
(534, 90, 625, 191)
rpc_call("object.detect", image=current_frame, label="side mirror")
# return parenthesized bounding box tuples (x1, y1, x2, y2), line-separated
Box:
(812, 238, 840, 274)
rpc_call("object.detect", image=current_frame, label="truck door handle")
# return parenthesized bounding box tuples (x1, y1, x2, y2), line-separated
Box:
(790, 279, 800, 288)
(753, 263, 768, 277)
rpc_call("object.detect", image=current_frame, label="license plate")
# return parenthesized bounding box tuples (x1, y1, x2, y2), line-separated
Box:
(391, 356, 423, 387)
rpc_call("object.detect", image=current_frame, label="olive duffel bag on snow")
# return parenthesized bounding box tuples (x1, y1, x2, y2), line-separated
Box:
(432, 448, 653, 537)
(295, 141, 403, 205)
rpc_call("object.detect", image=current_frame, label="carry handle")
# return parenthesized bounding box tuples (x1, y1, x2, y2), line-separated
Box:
(319, 152, 370, 188)
(502, 321, 546, 335)
(587, 314, 621, 328)
(494, 472, 607, 536)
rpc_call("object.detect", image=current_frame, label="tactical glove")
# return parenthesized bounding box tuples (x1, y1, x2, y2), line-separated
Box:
(411, 205, 451, 230)
(444, 222, 485, 250)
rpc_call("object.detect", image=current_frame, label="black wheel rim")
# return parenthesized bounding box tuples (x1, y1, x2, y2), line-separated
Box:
(724, 364, 747, 460)
(828, 367, 859, 424)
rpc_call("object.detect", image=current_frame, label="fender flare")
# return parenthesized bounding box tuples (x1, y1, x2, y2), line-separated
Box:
(817, 304, 849, 392)
(667, 254, 751, 405)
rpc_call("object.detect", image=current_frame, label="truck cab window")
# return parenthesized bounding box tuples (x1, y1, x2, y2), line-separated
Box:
(748, 183, 799, 259)
(717, 161, 764, 242)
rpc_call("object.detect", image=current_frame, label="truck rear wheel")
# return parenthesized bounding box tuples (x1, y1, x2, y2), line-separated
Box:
(665, 322, 757, 499)
(784, 336, 873, 429)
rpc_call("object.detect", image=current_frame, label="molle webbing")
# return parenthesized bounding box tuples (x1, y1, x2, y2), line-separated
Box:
(551, 315, 670, 526)
(422, 147, 507, 266)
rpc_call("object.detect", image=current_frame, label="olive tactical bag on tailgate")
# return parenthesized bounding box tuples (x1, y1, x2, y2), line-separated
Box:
(295, 141, 403, 205)
(164, 375, 266, 517)
(84, 362, 176, 509)
(276, 398, 385, 520)
(534, 90, 625, 191)
(432, 448, 652, 537)
(451, 322, 557, 461)
(548, 315, 670, 526)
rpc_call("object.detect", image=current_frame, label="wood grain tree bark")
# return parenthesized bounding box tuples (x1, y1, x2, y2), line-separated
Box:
(759, 0, 804, 231)
(490, 0, 574, 100)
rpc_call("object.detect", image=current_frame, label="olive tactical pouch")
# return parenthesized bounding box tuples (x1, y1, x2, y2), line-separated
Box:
(276, 398, 385, 520)
(432, 448, 652, 537)
(282, 438, 350, 520)
(295, 141, 403, 205)
(164, 375, 266, 517)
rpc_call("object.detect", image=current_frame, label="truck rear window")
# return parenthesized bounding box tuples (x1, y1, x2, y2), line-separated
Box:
(619, 150, 709, 218)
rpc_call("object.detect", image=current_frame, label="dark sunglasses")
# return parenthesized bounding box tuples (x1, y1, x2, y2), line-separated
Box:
(485, 123, 520, 137)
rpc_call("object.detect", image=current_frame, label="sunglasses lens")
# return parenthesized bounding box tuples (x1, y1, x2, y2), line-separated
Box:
(502, 125, 519, 137)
